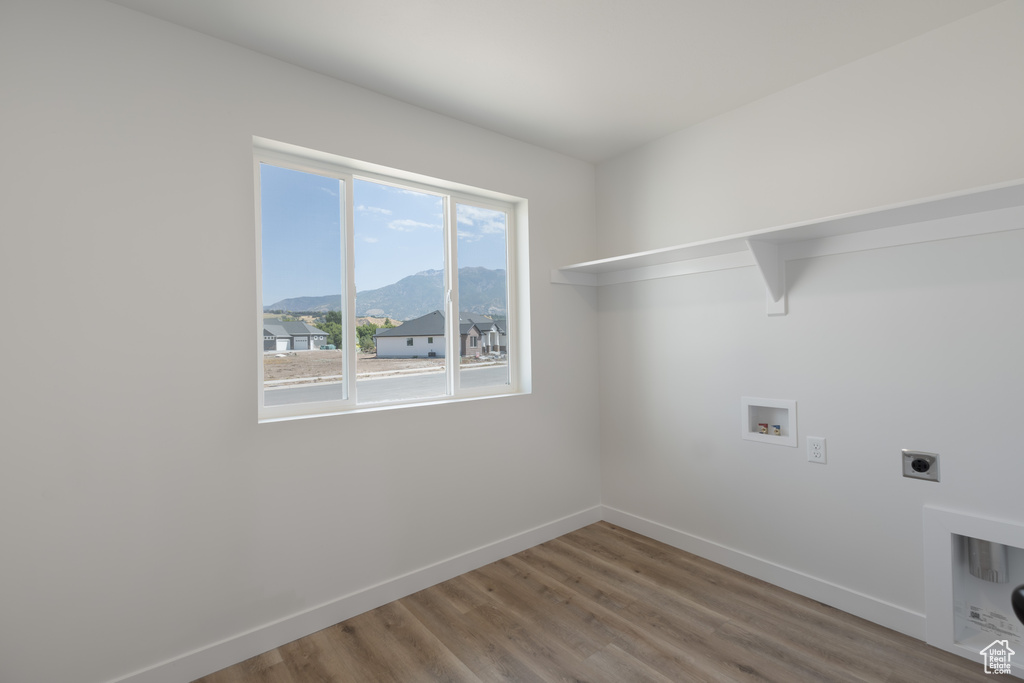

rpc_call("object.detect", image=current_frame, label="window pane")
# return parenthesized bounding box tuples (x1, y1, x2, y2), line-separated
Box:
(353, 178, 446, 404)
(259, 164, 345, 407)
(456, 203, 509, 389)
(256, 141, 525, 421)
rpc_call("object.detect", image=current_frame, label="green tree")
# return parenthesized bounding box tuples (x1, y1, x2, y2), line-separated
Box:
(319, 321, 344, 349)
(324, 310, 342, 325)
(356, 322, 378, 352)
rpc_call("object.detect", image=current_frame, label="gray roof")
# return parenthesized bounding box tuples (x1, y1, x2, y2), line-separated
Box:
(263, 319, 327, 337)
(462, 313, 507, 335)
(374, 310, 487, 338)
(263, 323, 289, 338)
(460, 313, 497, 333)
(375, 310, 444, 338)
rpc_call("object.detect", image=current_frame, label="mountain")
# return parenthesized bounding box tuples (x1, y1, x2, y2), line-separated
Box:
(263, 267, 506, 321)
(355, 268, 445, 320)
(262, 294, 341, 313)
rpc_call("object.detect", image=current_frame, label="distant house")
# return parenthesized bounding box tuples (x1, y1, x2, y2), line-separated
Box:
(263, 319, 329, 351)
(375, 310, 505, 358)
(493, 318, 508, 353)
(460, 314, 507, 354)
(457, 317, 483, 357)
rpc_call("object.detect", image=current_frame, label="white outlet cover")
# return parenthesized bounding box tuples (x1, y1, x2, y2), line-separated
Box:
(807, 436, 826, 464)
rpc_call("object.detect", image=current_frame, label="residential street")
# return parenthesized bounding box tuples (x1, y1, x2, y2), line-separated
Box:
(264, 365, 509, 406)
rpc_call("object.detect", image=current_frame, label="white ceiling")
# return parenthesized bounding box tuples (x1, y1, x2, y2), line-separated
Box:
(108, 0, 1000, 163)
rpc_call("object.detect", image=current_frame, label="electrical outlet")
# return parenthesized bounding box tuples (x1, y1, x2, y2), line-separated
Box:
(807, 436, 826, 464)
(902, 450, 940, 482)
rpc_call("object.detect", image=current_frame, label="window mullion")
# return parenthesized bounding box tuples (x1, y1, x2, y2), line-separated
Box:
(341, 173, 358, 404)
(504, 207, 517, 393)
(443, 195, 459, 395)
(254, 158, 267, 412)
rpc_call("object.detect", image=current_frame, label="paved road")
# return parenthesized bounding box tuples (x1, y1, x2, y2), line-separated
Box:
(265, 365, 509, 406)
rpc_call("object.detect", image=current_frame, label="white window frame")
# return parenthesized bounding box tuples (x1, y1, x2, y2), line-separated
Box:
(255, 137, 530, 422)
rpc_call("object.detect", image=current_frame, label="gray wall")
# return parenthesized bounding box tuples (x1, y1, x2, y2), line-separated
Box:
(596, 0, 1024, 639)
(0, 1, 600, 682)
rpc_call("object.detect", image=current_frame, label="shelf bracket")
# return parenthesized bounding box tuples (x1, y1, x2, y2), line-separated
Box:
(745, 239, 786, 316)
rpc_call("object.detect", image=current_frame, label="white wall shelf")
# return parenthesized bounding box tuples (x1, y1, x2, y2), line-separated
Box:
(552, 179, 1024, 315)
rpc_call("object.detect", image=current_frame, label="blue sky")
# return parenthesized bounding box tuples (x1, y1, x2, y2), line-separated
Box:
(260, 164, 506, 306)
(260, 164, 341, 306)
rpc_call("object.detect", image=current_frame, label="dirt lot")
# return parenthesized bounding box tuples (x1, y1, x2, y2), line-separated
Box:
(263, 349, 503, 383)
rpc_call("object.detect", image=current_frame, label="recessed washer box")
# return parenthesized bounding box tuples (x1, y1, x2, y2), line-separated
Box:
(741, 397, 797, 447)
(924, 507, 1024, 677)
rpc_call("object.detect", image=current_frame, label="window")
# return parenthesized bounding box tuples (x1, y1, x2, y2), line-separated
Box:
(255, 137, 527, 421)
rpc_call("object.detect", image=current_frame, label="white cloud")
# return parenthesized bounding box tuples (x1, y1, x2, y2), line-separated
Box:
(397, 187, 438, 198)
(357, 205, 392, 215)
(389, 218, 440, 232)
(362, 236, 379, 243)
(480, 221, 505, 235)
(457, 205, 506, 237)
(320, 187, 339, 197)
(371, 182, 439, 199)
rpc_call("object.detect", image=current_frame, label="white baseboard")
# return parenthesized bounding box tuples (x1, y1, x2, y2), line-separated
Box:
(601, 505, 926, 639)
(111, 504, 927, 683)
(110, 505, 603, 683)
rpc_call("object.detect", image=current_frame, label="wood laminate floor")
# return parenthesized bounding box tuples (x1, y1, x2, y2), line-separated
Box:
(194, 522, 991, 682)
